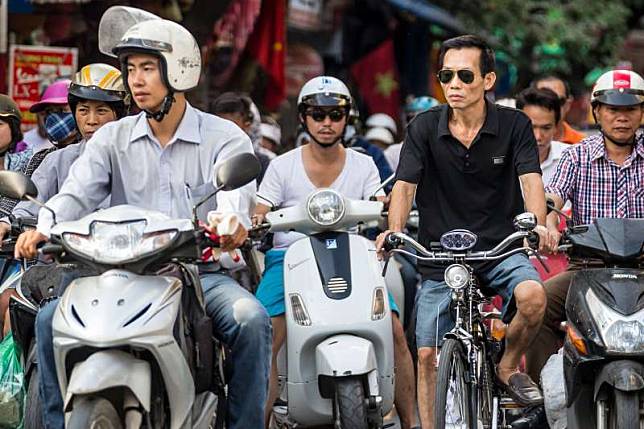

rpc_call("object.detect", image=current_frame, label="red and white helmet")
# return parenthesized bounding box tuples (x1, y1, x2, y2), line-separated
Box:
(591, 69, 644, 107)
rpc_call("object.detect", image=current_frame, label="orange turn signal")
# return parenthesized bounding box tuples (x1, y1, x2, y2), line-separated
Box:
(566, 324, 588, 355)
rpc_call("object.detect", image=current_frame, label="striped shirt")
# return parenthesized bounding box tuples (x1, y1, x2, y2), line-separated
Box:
(545, 131, 644, 225)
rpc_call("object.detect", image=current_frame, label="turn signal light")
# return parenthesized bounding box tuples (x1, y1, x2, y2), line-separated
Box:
(371, 288, 386, 320)
(567, 324, 588, 355)
(289, 294, 311, 326)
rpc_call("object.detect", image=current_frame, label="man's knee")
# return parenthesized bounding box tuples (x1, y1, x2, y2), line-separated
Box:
(417, 347, 437, 369)
(514, 280, 546, 321)
(232, 297, 270, 332)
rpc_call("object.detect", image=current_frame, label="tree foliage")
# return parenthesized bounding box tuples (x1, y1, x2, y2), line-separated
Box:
(432, 0, 640, 91)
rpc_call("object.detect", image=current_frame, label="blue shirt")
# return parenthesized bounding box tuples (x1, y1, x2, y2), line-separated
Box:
(37, 103, 256, 236)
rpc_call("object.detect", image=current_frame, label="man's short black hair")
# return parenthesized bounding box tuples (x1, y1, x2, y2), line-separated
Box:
(210, 92, 254, 122)
(438, 35, 495, 76)
(531, 74, 571, 99)
(516, 87, 562, 124)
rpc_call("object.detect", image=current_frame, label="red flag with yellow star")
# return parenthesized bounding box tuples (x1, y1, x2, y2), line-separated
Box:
(247, 0, 286, 110)
(350, 39, 401, 121)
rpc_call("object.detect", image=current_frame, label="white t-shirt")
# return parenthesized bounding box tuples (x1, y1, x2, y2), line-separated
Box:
(540, 140, 569, 187)
(258, 147, 384, 249)
(384, 142, 402, 172)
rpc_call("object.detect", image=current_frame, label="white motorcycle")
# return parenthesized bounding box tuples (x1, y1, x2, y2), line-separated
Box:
(0, 153, 260, 429)
(256, 188, 397, 429)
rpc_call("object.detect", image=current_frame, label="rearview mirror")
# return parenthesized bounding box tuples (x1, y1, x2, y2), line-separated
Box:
(0, 171, 38, 200)
(214, 153, 261, 191)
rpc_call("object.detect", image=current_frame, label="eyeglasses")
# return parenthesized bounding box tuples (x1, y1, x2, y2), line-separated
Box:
(306, 108, 346, 123)
(437, 69, 476, 85)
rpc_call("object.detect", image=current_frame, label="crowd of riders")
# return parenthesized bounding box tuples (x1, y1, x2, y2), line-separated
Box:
(0, 7, 641, 429)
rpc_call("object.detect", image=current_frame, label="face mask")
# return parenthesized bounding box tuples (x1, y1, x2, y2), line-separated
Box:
(45, 112, 78, 144)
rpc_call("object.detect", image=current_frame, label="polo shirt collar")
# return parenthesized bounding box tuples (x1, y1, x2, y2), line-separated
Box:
(129, 103, 201, 145)
(438, 98, 499, 138)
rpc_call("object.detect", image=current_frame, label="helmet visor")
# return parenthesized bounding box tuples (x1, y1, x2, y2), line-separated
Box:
(593, 89, 644, 107)
(98, 6, 161, 58)
(69, 84, 127, 103)
(300, 93, 351, 109)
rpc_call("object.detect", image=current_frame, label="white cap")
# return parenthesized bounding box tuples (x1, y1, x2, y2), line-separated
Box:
(365, 127, 394, 145)
(260, 122, 281, 145)
(366, 113, 397, 135)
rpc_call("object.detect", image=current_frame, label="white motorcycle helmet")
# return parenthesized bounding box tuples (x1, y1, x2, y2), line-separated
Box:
(110, 18, 201, 121)
(297, 76, 352, 147)
(365, 113, 397, 137)
(591, 69, 644, 107)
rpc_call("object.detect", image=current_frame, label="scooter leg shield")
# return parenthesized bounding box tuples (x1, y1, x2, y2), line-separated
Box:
(63, 349, 151, 412)
(593, 360, 644, 399)
(315, 334, 378, 377)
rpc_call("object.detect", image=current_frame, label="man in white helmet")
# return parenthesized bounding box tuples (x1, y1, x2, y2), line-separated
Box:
(252, 76, 418, 429)
(15, 13, 271, 429)
(520, 69, 644, 428)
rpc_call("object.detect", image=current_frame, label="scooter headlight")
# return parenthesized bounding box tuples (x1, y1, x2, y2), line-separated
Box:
(306, 189, 345, 227)
(63, 221, 178, 264)
(444, 264, 470, 290)
(586, 288, 644, 353)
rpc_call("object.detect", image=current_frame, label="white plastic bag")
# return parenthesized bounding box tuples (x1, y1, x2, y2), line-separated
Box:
(541, 349, 567, 429)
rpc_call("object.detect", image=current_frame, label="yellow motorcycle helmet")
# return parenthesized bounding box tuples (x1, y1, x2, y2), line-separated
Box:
(68, 63, 129, 118)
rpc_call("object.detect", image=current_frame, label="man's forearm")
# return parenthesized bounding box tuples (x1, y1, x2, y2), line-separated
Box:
(388, 181, 416, 232)
(521, 174, 547, 226)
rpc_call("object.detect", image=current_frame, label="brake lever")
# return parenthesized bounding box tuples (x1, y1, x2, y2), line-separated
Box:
(530, 249, 551, 274)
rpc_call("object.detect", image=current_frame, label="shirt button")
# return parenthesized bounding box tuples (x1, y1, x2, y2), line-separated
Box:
(465, 153, 470, 159)
(465, 161, 471, 167)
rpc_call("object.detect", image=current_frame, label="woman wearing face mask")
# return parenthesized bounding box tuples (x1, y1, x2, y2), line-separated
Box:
(0, 95, 33, 174)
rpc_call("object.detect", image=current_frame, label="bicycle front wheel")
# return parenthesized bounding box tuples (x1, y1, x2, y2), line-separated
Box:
(435, 339, 473, 428)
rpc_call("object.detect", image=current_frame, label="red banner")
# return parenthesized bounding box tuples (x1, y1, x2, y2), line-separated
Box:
(8, 45, 78, 128)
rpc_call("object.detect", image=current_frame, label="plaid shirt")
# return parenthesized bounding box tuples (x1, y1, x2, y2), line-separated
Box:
(545, 131, 644, 225)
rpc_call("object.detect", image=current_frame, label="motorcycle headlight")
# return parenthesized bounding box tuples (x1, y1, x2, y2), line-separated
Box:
(63, 221, 178, 264)
(586, 288, 644, 353)
(444, 264, 470, 290)
(306, 189, 345, 227)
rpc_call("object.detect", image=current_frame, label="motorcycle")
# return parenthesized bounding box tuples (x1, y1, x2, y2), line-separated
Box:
(0, 152, 260, 429)
(255, 188, 397, 429)
(552, 211, 644, 428)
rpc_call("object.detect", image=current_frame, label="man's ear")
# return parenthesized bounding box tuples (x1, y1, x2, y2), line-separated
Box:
(484, 72, 497, 91)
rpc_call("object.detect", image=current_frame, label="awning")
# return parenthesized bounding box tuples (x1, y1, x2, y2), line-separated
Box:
(385, 0, 464, 34)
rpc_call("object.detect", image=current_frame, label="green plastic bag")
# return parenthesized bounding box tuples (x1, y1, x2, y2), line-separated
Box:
(0, 333, 24, 428)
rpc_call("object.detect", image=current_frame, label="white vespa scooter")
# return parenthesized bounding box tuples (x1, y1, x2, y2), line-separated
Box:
(261, 188, 397, 429)
(0, 153, 260, 429)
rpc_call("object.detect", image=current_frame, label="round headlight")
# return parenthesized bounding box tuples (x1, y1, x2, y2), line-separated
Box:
(444, 264, 470, 290)
(307, 189, 345, 226)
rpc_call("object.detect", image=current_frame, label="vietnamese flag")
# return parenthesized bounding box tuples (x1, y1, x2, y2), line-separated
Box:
(246, 0, 286, 111)
(350, 39, 401, 120)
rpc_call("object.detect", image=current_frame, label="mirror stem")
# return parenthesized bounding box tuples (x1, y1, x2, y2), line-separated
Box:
(24, 196, 56, 225)
(192, 185, 224, 227)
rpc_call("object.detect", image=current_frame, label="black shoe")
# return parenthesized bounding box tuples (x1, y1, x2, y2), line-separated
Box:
(510, 405, 549, 429)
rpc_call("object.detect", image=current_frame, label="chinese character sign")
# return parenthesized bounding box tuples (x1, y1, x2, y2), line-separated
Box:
(9, 45, 78, 127)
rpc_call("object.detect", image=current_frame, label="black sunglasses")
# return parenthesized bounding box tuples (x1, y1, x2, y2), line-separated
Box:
(306, 108, 346, 123)
(437, 69, 476, 85)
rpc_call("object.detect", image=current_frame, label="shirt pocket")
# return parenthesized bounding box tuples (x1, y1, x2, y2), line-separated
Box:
(184, 181, 216, 206)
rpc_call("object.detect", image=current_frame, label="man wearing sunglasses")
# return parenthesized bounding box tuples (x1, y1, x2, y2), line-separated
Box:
(377, 34, 557, 428)
(253, 76, 419, 429)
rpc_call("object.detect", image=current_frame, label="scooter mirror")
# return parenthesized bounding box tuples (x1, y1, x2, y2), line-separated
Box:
(513, 212, 537, 231)
(214, 152, 261, 191)
(0, 171, 38, 200)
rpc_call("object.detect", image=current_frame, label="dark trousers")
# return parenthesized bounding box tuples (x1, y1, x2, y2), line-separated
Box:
(525, 271, 574, 383)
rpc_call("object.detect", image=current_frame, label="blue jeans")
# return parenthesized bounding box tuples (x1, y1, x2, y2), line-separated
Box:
(36, 272, 271, 429)
(415, 253, 542, 348)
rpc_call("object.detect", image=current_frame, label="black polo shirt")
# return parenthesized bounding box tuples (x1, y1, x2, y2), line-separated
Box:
(396, 99, 541, 281)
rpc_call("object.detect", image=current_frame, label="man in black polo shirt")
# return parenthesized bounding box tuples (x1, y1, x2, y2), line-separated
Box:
(377, 35, 558, 428)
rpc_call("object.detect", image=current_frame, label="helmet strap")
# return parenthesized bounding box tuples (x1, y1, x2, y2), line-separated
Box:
(145, 92, 175, 122)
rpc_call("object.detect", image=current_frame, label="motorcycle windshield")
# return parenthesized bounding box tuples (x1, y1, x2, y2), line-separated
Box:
(570, 218, 644, 260)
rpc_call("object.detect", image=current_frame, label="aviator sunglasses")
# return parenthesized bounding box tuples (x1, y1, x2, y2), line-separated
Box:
(306, 108, 346, 123)
(437, 69, 476, 85)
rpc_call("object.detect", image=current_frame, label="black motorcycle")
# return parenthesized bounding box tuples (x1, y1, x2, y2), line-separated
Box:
(558, 217, 644, 429)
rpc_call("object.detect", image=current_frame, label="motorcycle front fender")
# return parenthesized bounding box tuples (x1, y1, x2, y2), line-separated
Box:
(315, 334, 377, 377)
(594, 360, 644, 399)
(63, 349, 151, 412)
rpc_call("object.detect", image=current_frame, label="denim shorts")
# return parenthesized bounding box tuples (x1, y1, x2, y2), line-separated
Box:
(256, 249, 399, 317)
(415, 253, 542, 348)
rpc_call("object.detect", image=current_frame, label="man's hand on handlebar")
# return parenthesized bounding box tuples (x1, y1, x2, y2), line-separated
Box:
(14, 230, 48, 259)
(220, 223, 248, 252)
(533, 225, 560, 254)
(376, 230, 400, 261)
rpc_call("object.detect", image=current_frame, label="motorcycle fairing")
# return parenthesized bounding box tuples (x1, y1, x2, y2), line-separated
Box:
(310, 232, 352, 300)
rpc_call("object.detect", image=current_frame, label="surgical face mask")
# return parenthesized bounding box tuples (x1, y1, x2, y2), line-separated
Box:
(45, 112, 78, 145)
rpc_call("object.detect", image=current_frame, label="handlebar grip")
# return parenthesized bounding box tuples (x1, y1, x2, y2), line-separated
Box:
(40, 244, 63, 256)
(383, 233, 403, 252)
(527, 231, 539, 249)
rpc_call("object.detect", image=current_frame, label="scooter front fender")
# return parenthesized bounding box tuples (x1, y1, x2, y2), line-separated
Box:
(315, 334, 377, 377)
(594, 360, 644, 399)
(63, 349, 151, 412)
